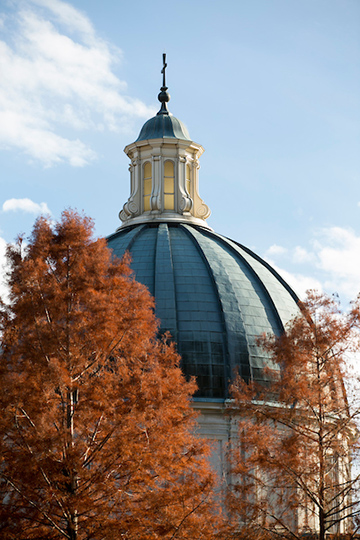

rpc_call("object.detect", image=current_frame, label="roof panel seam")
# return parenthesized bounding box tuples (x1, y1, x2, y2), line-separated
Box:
(198, 228, 288, 336)
(181, 224, 251, 388)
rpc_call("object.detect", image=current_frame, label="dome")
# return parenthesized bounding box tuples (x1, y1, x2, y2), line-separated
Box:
(136, 113, 191, 142)
(107, 222, 300, 400)
(110, 55, 300, 401)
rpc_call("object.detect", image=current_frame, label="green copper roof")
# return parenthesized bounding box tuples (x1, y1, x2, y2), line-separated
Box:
(136, 113, 191, 142)
(107, 223, 300, 400)
(136, 54, 191, 142)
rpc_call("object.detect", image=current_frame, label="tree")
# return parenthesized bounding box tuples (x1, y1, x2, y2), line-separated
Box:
(0, 210, 221, 540)
(227, 291, 360, 540)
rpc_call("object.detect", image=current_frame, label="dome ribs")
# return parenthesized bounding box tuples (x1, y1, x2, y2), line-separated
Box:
(107, 225, 157, 296)
(189, 226, 289, 384)
(135, 114, 191, 142)
(203, 229, 286, 335)
(153, 224, 178, 343)
(107, 222, 301, 396)
(225, 237, 300, 327)
(181, 225, 251, 389)
(106, 223, 146, 256)
(230, 239, 300, 307)
(169, 225, 229, 398)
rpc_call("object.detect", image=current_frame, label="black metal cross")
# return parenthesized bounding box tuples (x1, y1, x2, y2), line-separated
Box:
(161, 53, 167, 88)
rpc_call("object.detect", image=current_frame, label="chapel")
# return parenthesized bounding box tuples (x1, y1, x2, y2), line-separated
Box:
(106, 55, 301, 477)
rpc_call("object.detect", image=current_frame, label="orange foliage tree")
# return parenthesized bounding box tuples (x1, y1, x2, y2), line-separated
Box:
(0, 211, 221, 540)
(227, 291, 360, 540)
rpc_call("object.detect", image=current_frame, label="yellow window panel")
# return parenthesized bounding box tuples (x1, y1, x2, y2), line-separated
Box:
(164, 194, 174, 210)
(144, 178, 152, 196)
(164, 177, 174, 194)
(144, 196, 151, 212)
(164, 160, 174, 177)
(144, 162, 152, 180)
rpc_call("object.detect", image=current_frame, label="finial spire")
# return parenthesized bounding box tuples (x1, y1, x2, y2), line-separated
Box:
(157, 53, 170, 115)
(161, 53, 167, 88)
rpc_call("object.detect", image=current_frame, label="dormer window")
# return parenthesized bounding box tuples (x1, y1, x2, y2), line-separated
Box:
(164, 160, 175, 210)
(143, 162, 152, 212)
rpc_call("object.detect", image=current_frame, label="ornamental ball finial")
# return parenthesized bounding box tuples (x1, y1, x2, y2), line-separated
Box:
(157, 53, 170, 115)
(158, 89, 170, 103)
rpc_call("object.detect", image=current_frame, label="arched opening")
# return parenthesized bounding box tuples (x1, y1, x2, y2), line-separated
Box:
(164, 160, 175, 210)
(143, 162, 152, 212)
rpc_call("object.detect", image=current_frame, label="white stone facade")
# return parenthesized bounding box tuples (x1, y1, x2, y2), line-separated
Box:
(118, 136, 211, 230)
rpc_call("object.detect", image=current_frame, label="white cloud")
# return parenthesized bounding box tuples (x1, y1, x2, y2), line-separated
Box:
(265, 244, 288, 257)
(314, 227, 360, 299)
(30, 0, 97, 41)
(265, 258, 323, 300)
(0, 0, 154, 167)
(292, 246, 315, 264)
(3, 198, 51, 215)
(264, 226, 360, 303)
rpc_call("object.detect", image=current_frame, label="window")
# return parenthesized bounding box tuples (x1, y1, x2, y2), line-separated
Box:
(164, 161, 174, 210)
(143, 162, 152, 212)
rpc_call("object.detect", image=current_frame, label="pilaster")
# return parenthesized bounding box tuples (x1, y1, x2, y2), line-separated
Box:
(118, 136, 212, 230)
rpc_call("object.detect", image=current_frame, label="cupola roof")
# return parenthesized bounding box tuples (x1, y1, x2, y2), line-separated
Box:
(136, 53, 191, 141)
(136, 113, 191, 142)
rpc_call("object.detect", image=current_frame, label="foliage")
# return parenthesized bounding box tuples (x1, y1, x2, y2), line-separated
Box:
(227, 291, 360, 540)
(0, 210, 221, 540)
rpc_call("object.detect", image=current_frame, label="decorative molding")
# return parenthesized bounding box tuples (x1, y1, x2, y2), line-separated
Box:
(195, 202, 211, 219)
(179, 196, 192, 212)
(118, 134, 211, 229)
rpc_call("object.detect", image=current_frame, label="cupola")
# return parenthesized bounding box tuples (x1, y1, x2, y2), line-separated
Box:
(118, 54, 211, 230)
(108, 56, 300, 399)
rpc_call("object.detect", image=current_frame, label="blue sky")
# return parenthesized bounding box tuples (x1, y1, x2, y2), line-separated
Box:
(0, 0, 359, 305)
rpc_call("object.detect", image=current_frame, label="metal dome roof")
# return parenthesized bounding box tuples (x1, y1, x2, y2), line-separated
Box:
(136, 113, 191, 142)
(107, 222, 300, 400)
(135, 55, 190, 142)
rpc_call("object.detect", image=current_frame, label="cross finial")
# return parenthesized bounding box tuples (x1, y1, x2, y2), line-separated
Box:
(161, 53, 167, 89)
(158, 53, 170, 114)
(157, 53, 170, 115)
